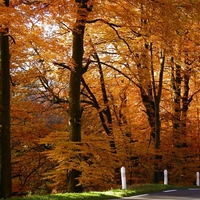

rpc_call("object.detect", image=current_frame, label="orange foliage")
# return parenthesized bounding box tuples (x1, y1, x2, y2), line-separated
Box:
(2, 0, 200, 195)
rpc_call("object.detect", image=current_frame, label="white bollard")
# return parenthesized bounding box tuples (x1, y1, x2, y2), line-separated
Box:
(121, 166, 127, 190)
(164, 169, 168, 185)
(196, 172, 200, 186)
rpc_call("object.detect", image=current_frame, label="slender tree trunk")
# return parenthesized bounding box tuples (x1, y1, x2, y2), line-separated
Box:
(172, 63, 181, 138)
(151, 48, 165, 184)
(0, 2, 12, 197)
(171, 61, 188, 148)
(67, 0, 91, 192)
(81, 78, 117, 151)
(170, 59, 192, 183)
(113, 89, 137, 185)
(153, 101, 161, 183)
(137, 44, 165, 183)
(93, 52, 117, 153)
(181, 68, 190, 137)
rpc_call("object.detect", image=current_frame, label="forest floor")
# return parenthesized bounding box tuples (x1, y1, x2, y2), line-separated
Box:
(9, 184, 196, 200)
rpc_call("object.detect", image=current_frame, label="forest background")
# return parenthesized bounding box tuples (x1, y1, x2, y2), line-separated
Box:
(1, 0, 200, 197)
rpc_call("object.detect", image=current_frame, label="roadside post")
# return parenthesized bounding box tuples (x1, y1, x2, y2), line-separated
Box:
(164, 169, 168, 185)
(197, 172, 200, 186)
(121, 166, 127, 190)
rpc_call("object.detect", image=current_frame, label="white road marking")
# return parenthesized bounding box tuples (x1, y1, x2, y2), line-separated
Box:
(188, 188, 200, 190)
(163, 189, 177, 193)
(124, 194, 149, 198)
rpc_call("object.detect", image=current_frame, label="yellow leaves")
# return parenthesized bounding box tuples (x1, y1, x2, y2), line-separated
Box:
(39, 129, 121, 190)
(8, 0, 200, 193)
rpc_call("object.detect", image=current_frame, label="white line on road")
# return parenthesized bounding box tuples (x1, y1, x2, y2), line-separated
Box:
(124, 194, 149, 199)
(188, 188, 200, 190)
(163, 189, 177, 193)
(108, 194, 149, 200)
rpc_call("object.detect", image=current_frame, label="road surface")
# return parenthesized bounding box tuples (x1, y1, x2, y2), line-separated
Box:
(111, 188, 200, 200)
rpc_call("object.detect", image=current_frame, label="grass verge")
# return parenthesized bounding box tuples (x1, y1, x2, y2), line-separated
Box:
(10, 184, 193, 200)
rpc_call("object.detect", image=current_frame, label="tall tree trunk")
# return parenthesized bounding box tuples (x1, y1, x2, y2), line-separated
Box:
(181, 68, 190, 137)
(152, 48, 165, 183)
(171, 60, 187, 148)
(67, 0, 92, 192)
(170, 59, 192, 183)
(0, 0, 12, 197)
(171, 63, 181, 140)
(113, 88, 137, 185)
(137, 44, 165, 183)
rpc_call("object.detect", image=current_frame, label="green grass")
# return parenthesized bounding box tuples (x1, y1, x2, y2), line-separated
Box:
(10, 184, 194, 200)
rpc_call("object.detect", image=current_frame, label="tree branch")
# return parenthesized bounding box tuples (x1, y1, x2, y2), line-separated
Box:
(53, 62, 71, 70)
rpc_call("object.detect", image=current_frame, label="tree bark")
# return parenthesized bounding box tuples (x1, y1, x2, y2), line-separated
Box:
(170, 59, 192, 183)
(67, 0, 92, 192)
(153, 49, 164, 183)
(181, 68, 190, 136)
(172, 63, 181, 136)
(137, 44, 165, 183)
(0, 4, 12, 197)
(93, 52, 117, 153)
(171, 61, 188, 148)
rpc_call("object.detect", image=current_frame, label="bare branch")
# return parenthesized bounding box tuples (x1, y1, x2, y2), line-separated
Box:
(86, 18, 122, 27)
(95, 60, 141, 88)
(53, 62, 71, 70)
(188, 89, 200, 106)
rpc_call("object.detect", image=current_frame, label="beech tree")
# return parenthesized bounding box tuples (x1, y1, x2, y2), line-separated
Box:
(67, 0, 93, 192)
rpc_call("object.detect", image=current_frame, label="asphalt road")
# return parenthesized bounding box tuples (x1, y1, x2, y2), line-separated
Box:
(112, 188, 200, 200)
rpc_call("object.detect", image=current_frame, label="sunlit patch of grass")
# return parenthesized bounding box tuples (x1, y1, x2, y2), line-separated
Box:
(9, 184, 192, 200)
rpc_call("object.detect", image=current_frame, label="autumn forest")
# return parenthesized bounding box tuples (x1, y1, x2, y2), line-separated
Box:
(0, 0, 200, 198)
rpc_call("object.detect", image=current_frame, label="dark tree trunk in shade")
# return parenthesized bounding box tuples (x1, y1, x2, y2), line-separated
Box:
(137, 44, 165, 183)
(67, 0, 92, 192)
(0, 0, 12, 197)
